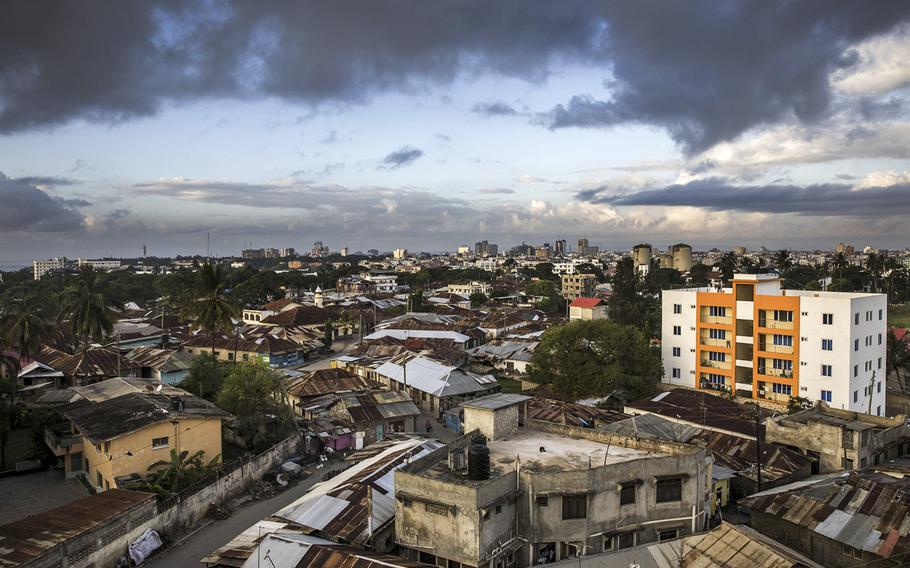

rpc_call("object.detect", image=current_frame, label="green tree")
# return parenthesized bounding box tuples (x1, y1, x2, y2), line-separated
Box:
(469, 292, 488, 307)
(831, 252, 849, 281)
(324, 319, 334, 349)
(717, 252, 738, 282)
(527, 320, 662, 399)
(773, 249, 793, 273)
(607, 257, 656, 331)
(216, 363, 292, 451)
(57, 268, 116, 351)
(787, 396, 813, 414)
(688, 263, 711, 286)
(180, 354, 224, 401)
(887, 330, 910, 395)
(865, 252, 885, 293)
(183, 262, 239, 362)
(1, 289, 49, 363)
(138, 448, 219, 496)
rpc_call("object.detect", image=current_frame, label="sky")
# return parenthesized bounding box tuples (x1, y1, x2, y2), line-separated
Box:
(2, 1, 910, 262)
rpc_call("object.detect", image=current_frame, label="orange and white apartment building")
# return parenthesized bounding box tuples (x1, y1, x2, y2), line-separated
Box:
(662, 273, 887, 415)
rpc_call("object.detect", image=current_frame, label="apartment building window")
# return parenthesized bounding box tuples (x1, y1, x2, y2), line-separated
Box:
(854, 390, 858, 403)
(709, 329, 726, 340)
(879, 333, 883, 345)
(673, 303, 682, 314)
(877, 405, 882, 416)
(772, 358, 792, 372)
(673, 325, 681, 336)
(709, 306, 727, 317)
(855, 313, 860, 325)
(773, 310, 793, 322)
(823, 313, 834, 325)
(656, 478, 683, 503)
(602, 536, 615, 552)
(707, 374, 725, 384)
(152, 436, 169, 449)
(708, 351, 725, 362)
(536, 496, 548, 507)
(562, 494, 587, 520)
(672, 368, 681, 379)
(821, 390, 832, 402)
(658, 529, 680, 542)
(877, 381, 882, 393)
(822, 339, 833, 351)
(879, 309, 884, 320)
(878, 357, 882, 370)
(771, 384, 792, 395)
(618, 533, 637, 549)
(672, 347, 681, 357)
(854, 365, 859, 377)
(854, 339, 859, 351)
(821, 364, 832, 377)
(773, 334, 792, 346)
(867, 310, 873, 321)
(619, 482, 637, 506)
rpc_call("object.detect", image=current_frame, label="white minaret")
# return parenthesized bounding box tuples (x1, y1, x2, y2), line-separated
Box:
(314, 286, 324, 308)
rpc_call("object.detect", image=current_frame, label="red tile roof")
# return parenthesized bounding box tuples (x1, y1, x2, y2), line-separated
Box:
(569, 297, 603, 309)
(894, 327, 908, 343)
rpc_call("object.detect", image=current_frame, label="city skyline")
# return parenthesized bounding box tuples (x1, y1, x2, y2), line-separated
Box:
(2, 2, 910, 259)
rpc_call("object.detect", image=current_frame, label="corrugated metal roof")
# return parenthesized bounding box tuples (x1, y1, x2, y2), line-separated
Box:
(462, 393, 531, 410)
(374, 355, 496, 398)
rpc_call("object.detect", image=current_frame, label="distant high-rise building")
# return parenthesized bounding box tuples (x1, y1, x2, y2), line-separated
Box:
(457, 244, 470, 255)
(535, 244, 551, 259)
(33, 257, 67, 280)
(474, 240, 498, 256)
(279, 248, 296, 258)
(561, 273, 597, 301)
(311, 241, 329, 256)
(393, 248, 408, 260)
(577, 238, 588, 252)
(670, 243, 693, 272)
(367, 249, 379, 256)
(554, 239, 566, 255)
(340, 247, 348, 257)
(509, 243, 535, 257)
(836, 242, 855, 256)
(632, 243, 652, 274)
(734, 246, 747, 256)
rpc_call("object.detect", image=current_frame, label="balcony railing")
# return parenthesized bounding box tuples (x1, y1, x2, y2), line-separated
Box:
(757, 318, 794, 330)
(700, 337, 731, 348)
(701, 315, 733, 325)
(758, 343, 794, 355)
(44, 428, 83, 456)
(756, 366, 793, 379)
(701, 359, 732, 370)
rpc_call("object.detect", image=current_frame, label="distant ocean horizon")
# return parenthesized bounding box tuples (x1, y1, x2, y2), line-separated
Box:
(0, 261, 31, 271)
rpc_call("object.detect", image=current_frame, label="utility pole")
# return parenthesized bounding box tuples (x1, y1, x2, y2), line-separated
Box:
(867, 370, 877, 415)
(754, 404, 762, 493)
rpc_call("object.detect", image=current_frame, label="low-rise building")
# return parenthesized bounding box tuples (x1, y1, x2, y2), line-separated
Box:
(48, 378, 228, 491)
(327, 391, 420, 444)
(33, 257, 67, 280)
(447, 281, 492, 296)
(183, 334, 304, 367)
(395, 393, 711, 567)
(765, 401, 910, 472)
(568, 297, 608, 321)
(742, 465, 910, 568)
(374, 353, 499, 418)
(285, 368, 381, 415)
(125, 347, 194, 385)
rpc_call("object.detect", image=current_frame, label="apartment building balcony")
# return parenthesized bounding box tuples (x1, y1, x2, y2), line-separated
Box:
(757, 316, 794, 330)
(757, 342, 794, 355)
(700, 314, 733, 326)
(699, 336, 731, 348)
(700, 358, 732, 371)
(757, 390, 791, 404)
(756, 365, 793, 379)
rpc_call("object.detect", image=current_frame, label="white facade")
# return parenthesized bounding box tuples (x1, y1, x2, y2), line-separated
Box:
(77, 258, 122, 271)
(33, 257, 67, 280)
(392, 248, 408, 260)
(447, 281, 491, 296)
(661, 274, 887, 414)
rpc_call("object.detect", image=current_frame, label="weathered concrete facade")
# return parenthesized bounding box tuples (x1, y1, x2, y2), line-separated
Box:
(766, 401, 910, 472)
(395, 413, 710, 568)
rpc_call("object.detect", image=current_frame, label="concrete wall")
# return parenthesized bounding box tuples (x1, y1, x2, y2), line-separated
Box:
(463, 405, 519, 441)
(662, 289, 698, 388)
(34, 434, 301, 568)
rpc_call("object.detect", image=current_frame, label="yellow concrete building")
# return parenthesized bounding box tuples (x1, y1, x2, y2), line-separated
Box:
(52, 379, 229, 492)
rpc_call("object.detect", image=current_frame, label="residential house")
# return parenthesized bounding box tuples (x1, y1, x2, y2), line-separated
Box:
(373, 353, 499, 418)
(285, 368, 381, 415)
(327, 391, 420, 444)
(396, 393, 711, 567)
(468, 339, 538, 375)
(47, 378, 229, 490)
(765, 401, 910, 472)
(32, 345, 127, 387)
(125, 347, 194, 385)
(742, 464, 910, 568)
(568, 297, 608, 321)
(183, 334, 304, 367)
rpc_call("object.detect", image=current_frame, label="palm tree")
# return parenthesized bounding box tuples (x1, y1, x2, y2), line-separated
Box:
(183, 261, 239, 362)
(57, 268, 115, 352)
(144, 448, 220, 494)
(1, 289, 49, 366)
(774, 249, 793, 273)
(717, 252, 738, 282)
(865, 252, 885, 293)
(887, 330, 910, 395)
(832, 252, 849, 281)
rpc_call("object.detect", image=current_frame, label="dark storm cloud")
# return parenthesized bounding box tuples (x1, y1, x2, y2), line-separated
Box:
(0, 173, 85, 231)
(544, 1, 910, 154)
(380, 146, 423, 169)
(579, 178, 910, 216)
(14, 176, 81, 187)
(471, 101, 520, 117)
(0, 1, 604, 133)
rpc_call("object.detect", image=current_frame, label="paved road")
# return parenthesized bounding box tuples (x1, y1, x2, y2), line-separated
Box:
(144, 461, 339, 567)
(295, 337, 360, 371)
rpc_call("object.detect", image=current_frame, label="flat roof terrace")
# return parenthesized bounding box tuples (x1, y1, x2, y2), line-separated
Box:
(488, 429, 665, 474)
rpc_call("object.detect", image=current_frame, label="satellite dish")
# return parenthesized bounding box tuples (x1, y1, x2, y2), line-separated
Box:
(155, 384, 163, 392)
